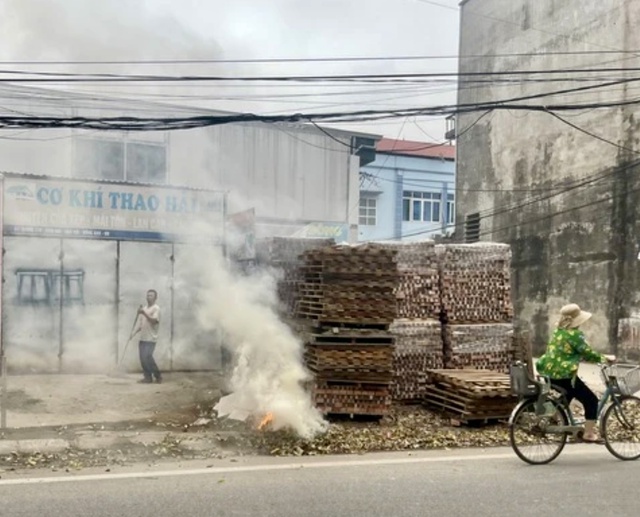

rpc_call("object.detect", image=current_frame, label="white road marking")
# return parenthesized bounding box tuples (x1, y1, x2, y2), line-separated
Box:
(0, 447, 601, 486)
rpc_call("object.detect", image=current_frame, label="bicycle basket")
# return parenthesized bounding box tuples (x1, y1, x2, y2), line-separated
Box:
(609, 364, 640, 396)
(509, 363, 538, 397)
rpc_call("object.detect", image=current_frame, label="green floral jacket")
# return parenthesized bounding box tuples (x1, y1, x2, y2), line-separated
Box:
(535, 328, 605, 380)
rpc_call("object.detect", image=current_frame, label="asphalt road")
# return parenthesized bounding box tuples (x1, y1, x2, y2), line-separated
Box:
(1, 445, 638, 517)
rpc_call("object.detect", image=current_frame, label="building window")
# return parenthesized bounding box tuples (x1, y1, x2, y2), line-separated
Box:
(465, 212, 480, 243)
(359, 197, 377, 226)
(402, 191, 441, 222)
(76, 140, 124, 181)
(126, 142, 167, 183)
(76, 139, 167, 183)
(446, 193, 455, 224)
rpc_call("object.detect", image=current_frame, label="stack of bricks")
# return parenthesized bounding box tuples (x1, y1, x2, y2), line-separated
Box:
(438, 243, 514, 373)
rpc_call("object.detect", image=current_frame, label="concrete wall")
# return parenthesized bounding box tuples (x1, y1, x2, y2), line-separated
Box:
(359, 153, 455, 242)
(457, 0, 640, 352)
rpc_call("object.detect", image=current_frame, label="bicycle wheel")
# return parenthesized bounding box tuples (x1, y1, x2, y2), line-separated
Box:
(602, 395, 640, 461)
(509, 398, 568, 465)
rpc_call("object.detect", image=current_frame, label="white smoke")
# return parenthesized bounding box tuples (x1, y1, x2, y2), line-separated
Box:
(177, 241, 327, 439)
(0, 0, 222, 64)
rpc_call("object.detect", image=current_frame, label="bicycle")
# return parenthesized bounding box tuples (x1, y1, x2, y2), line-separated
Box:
(508, 361, 640, 465)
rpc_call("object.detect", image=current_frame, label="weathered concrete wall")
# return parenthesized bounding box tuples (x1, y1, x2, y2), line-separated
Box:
(457, 1, 640, 353)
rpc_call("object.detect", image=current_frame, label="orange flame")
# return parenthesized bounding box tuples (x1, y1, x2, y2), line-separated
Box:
(258, 412, 274, 431)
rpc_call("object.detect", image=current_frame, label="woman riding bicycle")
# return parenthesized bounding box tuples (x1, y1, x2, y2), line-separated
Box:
(536, 303, 615, 444)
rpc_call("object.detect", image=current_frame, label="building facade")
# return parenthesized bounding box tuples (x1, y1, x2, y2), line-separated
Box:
(0, 85, 378, 373)
(455, 0, 640, 352)
(358, 138, 455, 242)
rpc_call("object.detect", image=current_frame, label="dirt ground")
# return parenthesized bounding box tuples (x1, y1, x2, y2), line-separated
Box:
(2, 372, 224, 428)
(1, 363, 606, 430)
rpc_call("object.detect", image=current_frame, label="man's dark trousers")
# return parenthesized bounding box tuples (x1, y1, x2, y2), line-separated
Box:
(139, 340, 161, 381)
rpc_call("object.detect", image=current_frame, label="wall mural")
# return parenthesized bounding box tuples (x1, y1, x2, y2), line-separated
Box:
(15, 268, 85, 306)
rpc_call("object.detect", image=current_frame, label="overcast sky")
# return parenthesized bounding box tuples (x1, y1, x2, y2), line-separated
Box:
(0, 0, 461, 141)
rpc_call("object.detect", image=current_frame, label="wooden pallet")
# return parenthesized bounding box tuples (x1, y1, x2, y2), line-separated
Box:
(300, 314, 397, 324)
(392, 350, 444, 401)
(305, 348, 393, 372)
(438, 243, 513, 324)
(312, 380, 391, 416)
(294, 242, 441, 326)
(442, 323, 514, 374)
(425, 369, 513, 398)
(423, 383, 517, 422)
(445, 351, 514, 374)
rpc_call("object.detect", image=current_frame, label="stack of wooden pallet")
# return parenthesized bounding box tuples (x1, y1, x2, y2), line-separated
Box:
(311, 382, 392, 417)
(386, 242, 442, 402)
(443, 324, 514, 372)
(379, 241, 441, 320)
(295, 244, 398, 416)
(255, 236, 334, 316)
(439, 243, 514, 373)
(423, 369, 518, 423)
(295, 244, 399, 325)
(305, 328, 393, 416)
(389, 319, 443, 401)
(295, 242, 445, 411)
(439, 243, 513, 323)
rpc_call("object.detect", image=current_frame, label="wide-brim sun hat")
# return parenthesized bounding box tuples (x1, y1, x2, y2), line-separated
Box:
(558, 303, 592, 329)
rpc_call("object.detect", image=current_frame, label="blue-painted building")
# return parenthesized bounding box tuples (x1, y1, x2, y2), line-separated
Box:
(358, 138, 456, 242)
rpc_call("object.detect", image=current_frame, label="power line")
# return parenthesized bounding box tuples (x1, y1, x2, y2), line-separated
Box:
(4, 51, 640, 66)
(476, 181, 638, 239)
(7, 66, 640, 84)
(404, 88, 640, 235)
(467, 157, 623, 222)
(308, 121, 352, 149)
(452, 97, 640, 222)
(384, 163, 636, 242)
(371, 109, 640, 241)
(356, 118, 411, 226)
(3, 76, 632, 111)
(393, 177, 627, 241)
(546, 110, 640, 156)
(4, 77, 639, 124)
(390, 160, 620, 240)
(359, 170, 614, 195)
(3, 87, 640, 131)
(270, 124, 351, 155)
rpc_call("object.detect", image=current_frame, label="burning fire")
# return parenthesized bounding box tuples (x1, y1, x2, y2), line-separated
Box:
(258, 412, 274, 431)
